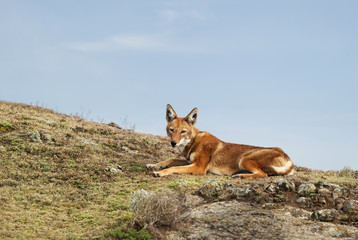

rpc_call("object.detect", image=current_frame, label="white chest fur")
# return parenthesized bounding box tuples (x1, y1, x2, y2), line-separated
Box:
(177, 138, 191, 153)
(188, 153, 196, 163)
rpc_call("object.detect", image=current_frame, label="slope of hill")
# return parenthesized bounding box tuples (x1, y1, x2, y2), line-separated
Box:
(0, 101, 357, 239)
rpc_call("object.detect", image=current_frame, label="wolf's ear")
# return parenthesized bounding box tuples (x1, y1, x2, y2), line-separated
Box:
(166, 104, 177, 122)
(185, 107, 198, 125)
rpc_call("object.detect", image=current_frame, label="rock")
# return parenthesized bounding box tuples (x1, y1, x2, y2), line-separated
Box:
(265, 179, 295, 193)
(183, 194, 203, 208)
(194, 180, 251, 201)
(169, 201, 358, 240)
(262, 203, 279, 210)
(281, 206, 312, 220)
(226, 185, 251, 199)
(331, 187, 347, 199)
(318, 188, 330, 197)
(110, 168, 119, 173)
(104, 164, 123, 174)
(42, 133, 52, 143)
(121, 145, 138, 153)
(297, 197, 312, 207)
(317, 182, 340, 190)
(343, 200, 358, 213)
(318, 197, 327, 205)
(28, 130, 42, 143)
(331, 192, 340, 200)
(81, 139, 99, 149)
(194, 180, 226, 200)
(0, 145, 6, 152)
(265, 184, 277, 193)
(335, 198, 345, 210)
(297, 197, 307, 203)
(297, 183, 316, 196)
(108, 122, 122, 129)
(275, 178, 296, 191)
(311, 209, 339, 222)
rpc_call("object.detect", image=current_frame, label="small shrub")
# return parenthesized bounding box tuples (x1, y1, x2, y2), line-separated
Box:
(0, 122, 14, 132)
(42, 165, 51, 172)
(130, 189, 185, 228)
(106, 228, 152, 240)
(338, 167, 358, 179)
(129, 163, 146, 172)
(8, 138, 26, 151)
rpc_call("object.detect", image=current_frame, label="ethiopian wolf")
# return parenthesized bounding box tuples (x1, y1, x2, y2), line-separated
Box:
(146, 104, 294, 178)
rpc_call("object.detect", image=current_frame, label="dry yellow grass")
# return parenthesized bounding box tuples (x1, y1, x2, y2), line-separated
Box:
(0, 101, 228, 239)
(0, 101, 357, 239)
(0, 101, 171, 239)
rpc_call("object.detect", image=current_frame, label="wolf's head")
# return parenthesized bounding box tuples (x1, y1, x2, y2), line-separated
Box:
(165, 104, 198, 152)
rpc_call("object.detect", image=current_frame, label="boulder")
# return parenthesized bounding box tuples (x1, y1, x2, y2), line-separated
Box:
(297, 184, 316, 196)
(169, 201, 357, 240)
(311, 209, 339, 222)
(194, 180, 251, 201)
(275, 178, 296, 191)
(42, 133, 52, 143)
(28, 130, 42, 143)
(297, 197, 312, 207)
(343, 200, 358, 214)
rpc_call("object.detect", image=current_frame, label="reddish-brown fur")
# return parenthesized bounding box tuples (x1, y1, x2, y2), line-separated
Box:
(146, 104, 294, 178)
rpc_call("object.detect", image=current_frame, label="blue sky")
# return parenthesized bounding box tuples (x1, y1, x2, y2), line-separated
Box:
(1, 0, 358, 170)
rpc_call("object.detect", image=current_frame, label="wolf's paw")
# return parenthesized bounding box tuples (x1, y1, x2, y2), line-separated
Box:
(152, 171, 169, 177)
(152, 171, 161, 177)
(146, 164, 157, 170)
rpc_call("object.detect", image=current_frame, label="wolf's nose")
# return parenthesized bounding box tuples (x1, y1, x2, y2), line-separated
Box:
(171, 141, 177, 147)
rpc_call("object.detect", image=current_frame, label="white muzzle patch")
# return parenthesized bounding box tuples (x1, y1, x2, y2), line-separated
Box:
(177, 138, 191, 153)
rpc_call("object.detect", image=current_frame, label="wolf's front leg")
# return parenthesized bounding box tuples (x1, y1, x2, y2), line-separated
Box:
(146, 158, 188, 171)
(153, 164, 206, 177)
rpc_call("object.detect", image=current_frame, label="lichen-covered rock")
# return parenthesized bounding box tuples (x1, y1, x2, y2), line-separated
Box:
(311, 209, 339, 222)
(343, 200, 358, 214)
(81, 139, 99, 149)
(169, 201, 358, 240)
(28, 130, 42, 143)
(42, 133, 52, 143)
(275, 178, 296, 191)
(318, 188, 331, 197)
(104, 164, 123, 174)
(297, 183, 316, 196)
(226, 185, 252, 199)
(331, 187, 348, 199)
(335, 198, 345, 210)
(194, 180, 251, 201)
(317, 182, 340, 190)
(194, 180, 226, 199)
(297, 197, 312, 207)
(265, 183, 277, 193)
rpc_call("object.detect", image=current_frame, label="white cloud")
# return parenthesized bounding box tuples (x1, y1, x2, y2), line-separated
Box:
(68, 33, 206, 54)
(69, 34, 152, 52)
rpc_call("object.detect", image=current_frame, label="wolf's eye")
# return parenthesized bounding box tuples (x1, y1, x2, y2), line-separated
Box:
(181, 130, 187, 134)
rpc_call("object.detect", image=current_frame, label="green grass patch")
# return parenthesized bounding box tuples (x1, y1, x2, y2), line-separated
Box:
(0, 122, 14, 131)
(104, 227, 152, 240)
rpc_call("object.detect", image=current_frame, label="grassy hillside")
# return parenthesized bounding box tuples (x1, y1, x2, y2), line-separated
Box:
(0, 101, 357, 239)
(0, 101, 221, 239)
